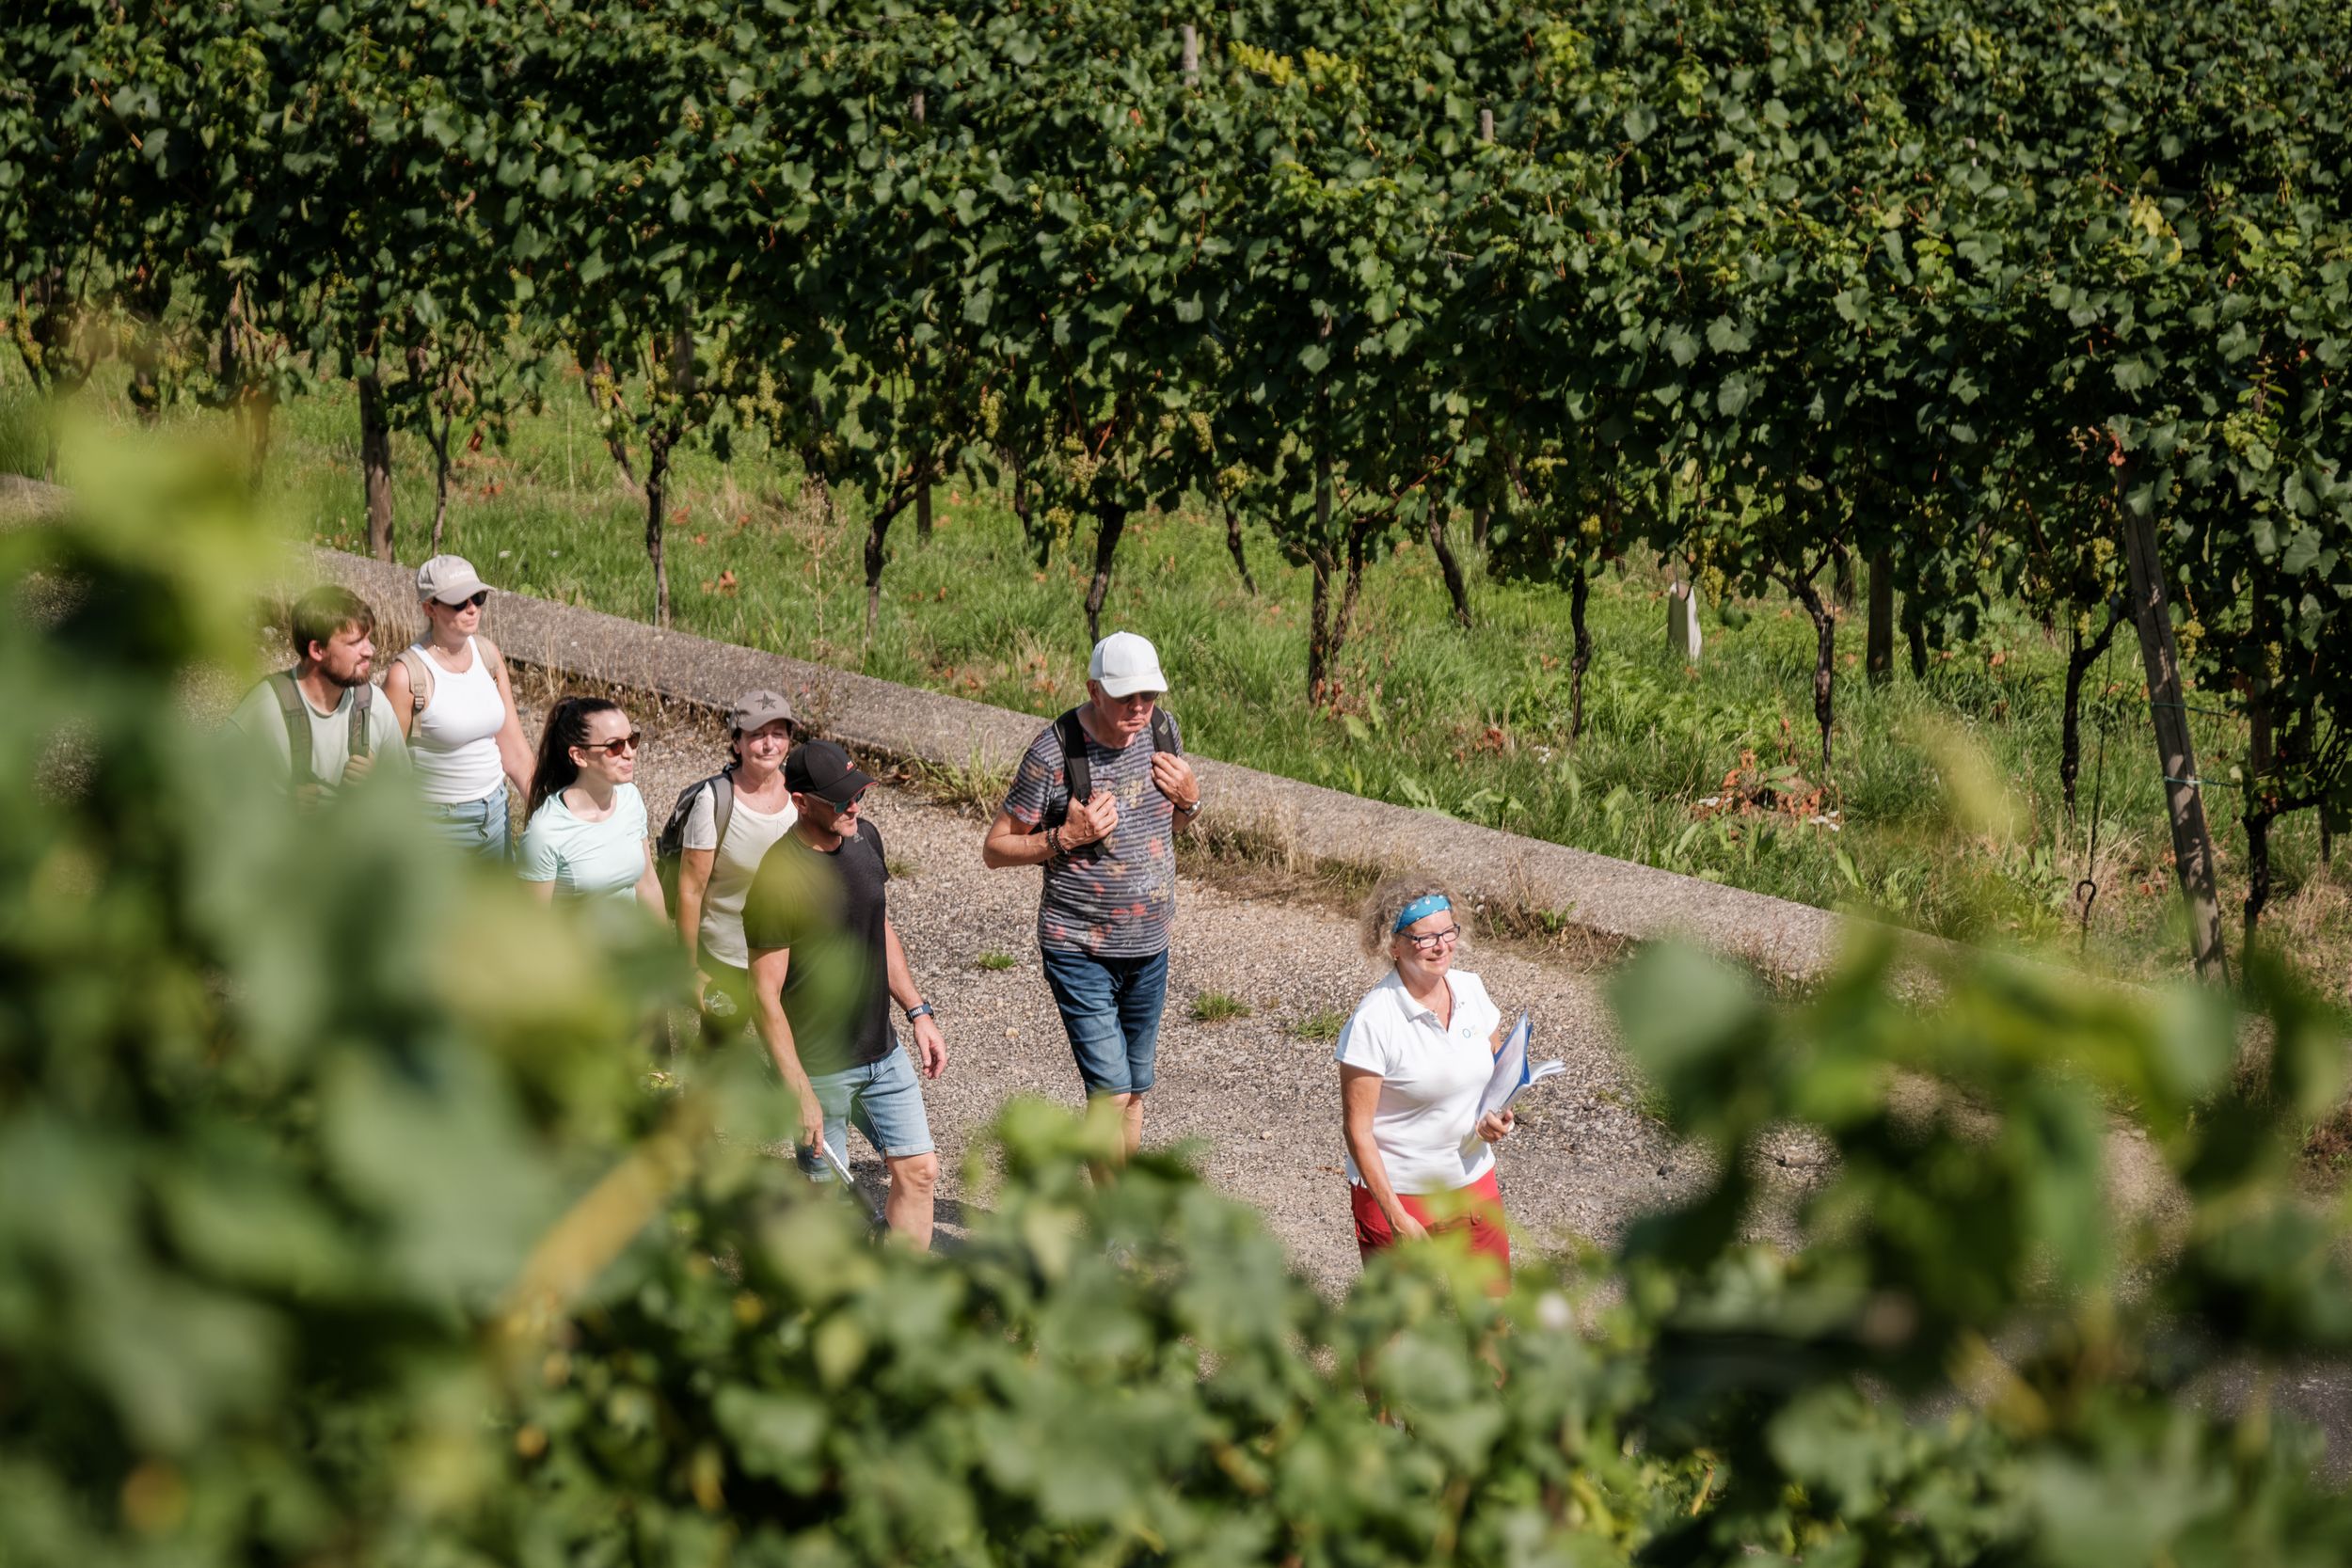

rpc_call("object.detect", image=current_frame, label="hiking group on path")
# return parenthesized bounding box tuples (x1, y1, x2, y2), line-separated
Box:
(240, 562, 1521, 1279)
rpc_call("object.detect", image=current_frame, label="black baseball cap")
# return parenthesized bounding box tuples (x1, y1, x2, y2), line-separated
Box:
(785, 739, 874, 807)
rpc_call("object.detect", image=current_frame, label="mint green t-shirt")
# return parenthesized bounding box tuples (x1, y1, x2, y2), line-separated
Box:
(518, 784, 648, 904)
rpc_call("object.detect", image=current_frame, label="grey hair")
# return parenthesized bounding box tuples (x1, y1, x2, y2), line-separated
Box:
(1359, 874, 1463, 965)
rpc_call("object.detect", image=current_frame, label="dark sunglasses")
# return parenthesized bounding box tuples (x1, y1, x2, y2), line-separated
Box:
(580, 732, 644, 758)
(438, 591, 490, 609)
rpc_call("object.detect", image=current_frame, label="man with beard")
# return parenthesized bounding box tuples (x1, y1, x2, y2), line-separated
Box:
(230, 585, 407, 805)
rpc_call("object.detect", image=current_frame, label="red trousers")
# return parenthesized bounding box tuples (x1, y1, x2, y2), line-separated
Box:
(1351, 1168, 1511, 1275)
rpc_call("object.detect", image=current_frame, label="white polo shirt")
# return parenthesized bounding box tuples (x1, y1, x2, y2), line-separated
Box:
(1334, 968, 1502, 1195)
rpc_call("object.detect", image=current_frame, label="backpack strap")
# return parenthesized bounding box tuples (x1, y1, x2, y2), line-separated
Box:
(348, 686, 372, 763)
(660, 768, 736, 860)
(268, 671, 315, 784)
(1149, 706, 1179, 756)
(709, 767, 735, 853)
(1054, 707, 1092, 802)
(394, 646, 434, 713)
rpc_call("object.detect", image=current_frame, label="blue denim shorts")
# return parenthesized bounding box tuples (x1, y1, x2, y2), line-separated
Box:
(793, 1042, 936, 1177)
(424, 791, 510, 863)
(1040, 947, 1169, 1096)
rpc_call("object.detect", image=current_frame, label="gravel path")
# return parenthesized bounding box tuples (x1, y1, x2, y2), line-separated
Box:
(614, 699, 1708, 1291)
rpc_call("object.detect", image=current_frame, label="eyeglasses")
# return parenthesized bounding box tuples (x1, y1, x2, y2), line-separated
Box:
(438, 591, 489, 609)
(582, 732, 644, 758)
(1401, 925, 1461, 952)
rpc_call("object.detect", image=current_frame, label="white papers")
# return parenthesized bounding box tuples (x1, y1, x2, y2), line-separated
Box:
(1473, 1012, 1565, 1126)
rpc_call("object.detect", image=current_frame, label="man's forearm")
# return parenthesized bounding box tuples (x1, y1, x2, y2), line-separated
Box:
(983, 823, 1057, 867)
(752, 1001, 813, 1093)
(882, 920, 925, 1010)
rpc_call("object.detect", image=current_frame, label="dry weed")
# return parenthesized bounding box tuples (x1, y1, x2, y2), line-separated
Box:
(2065, 816, 2149, 934)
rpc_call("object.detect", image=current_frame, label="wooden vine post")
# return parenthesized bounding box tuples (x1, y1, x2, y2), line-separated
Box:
(2119, 499, 2228, 982)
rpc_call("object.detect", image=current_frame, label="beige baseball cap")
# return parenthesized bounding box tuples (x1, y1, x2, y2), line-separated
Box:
(729, 689, 798, 735)
(416, 554, 490, 605)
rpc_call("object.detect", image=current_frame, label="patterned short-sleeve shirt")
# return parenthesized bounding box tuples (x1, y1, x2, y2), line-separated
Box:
(999, 713, 1182, 958)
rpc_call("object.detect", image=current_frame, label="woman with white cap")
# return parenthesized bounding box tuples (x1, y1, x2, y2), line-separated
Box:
(385, 554, 534, 860)
(1335, 876, 1517, 1281)
(672, 689, 801, 1037)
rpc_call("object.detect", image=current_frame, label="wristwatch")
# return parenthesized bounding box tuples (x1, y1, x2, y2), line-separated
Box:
(904, 1001, 935, 1022)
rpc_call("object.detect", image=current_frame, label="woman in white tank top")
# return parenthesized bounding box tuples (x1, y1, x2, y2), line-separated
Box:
(385, 555, 535, 861)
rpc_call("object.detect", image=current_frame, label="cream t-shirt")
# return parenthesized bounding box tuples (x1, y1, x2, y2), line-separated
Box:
(681, 782, 798, 969)
(230, 677, 407, 796)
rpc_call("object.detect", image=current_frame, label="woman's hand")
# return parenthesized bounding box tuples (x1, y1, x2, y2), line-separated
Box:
(1474, 1109, 1516, 1144)
(1391, 1210, 1431, 1243)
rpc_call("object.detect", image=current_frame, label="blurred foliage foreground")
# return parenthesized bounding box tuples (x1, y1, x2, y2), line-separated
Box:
(8, 444, 2352, 1567)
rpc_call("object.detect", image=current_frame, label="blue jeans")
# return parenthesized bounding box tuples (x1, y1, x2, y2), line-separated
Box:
(1040, 947, 1169, 1096)
(424, 792, 510, 862)
(792, 1044, 936, 1178)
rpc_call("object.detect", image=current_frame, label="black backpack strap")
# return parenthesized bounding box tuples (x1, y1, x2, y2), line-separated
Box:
(1054, 707, 1092, 802)
(1150, 706, 1179, 756)
(662, 768, 736, 857)
(710, 767, 735, 851)
(348, 688, 372, 763)
(268, 671, 315, 784)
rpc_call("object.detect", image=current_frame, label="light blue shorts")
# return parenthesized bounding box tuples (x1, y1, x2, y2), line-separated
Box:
(423, 791, 510, 863)
(793, 1043, 936, 1177)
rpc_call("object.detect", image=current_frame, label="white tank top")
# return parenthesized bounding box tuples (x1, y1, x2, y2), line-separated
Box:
(407, 637, 507, 804)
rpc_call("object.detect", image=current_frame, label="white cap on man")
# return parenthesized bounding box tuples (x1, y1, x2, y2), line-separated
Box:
(1089, 631, 1168, 698)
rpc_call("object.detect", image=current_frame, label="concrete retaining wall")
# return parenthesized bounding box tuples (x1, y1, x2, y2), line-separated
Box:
(296, 545, 1851, 979)
(0, 459, 1849, 978)
(4, 451, 1853, 982)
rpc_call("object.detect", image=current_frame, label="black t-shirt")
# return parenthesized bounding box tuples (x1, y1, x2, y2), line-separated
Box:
(741, 821, 893, 1077)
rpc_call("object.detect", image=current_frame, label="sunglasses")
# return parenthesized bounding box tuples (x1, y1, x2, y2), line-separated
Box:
(1402, 925, 1461, 952)
(580, 732, 644, 758)
(438, 591, 490, 609)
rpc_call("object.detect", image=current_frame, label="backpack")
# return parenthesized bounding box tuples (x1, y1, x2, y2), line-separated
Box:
(658, 767, 737, 911)
(1047, 705, 1178, 853)
(269, 671, 370, 786)
(393, 646, 436, 713)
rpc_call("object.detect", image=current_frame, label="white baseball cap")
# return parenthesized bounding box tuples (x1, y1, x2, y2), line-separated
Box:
(416, 554, 490, 605)
(1089, 631, 1168, 698)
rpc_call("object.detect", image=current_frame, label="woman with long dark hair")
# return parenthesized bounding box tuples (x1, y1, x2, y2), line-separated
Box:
(517, 696, 664, 912)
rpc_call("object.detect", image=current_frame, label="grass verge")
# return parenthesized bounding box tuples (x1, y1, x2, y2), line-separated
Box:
(1189, 991, 1253, 1023)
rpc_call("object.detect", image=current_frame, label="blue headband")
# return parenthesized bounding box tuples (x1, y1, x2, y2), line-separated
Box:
(1393, 894, 1451, 933)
